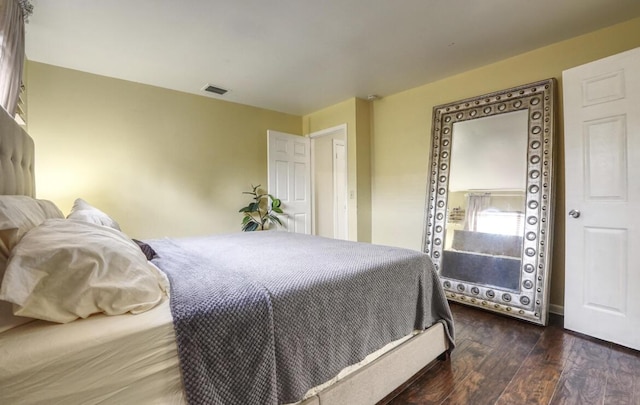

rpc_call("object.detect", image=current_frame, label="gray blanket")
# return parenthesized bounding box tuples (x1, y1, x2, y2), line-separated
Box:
(149, 232, 454, 405)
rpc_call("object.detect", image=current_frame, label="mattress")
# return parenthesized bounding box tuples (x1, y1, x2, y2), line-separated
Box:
(0, 99, 452, 404)
(150, 232, 453, 404)
(0, 299, 185, 405)
(0, 299, 422, 405)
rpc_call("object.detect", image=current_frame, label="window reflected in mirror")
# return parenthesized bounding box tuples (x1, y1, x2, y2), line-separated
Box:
(441, 110, 528, 292)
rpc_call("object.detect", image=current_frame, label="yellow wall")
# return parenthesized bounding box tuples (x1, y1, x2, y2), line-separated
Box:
(24, 16, 640, 308)
(355, 98, 372, 242)
(312, 134, 336, 237)
(27, 62, 301, 239)
(302, 97, 372, 242)
(370, 17, 640, 308)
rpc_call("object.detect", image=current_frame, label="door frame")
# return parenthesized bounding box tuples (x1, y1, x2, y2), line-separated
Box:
(332, 138, 347, 239)
(309, 124, 348, 239)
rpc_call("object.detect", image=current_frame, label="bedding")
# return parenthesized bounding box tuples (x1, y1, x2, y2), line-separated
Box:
(450, 229, 523, 257)
(443, 229, 523, 291)
(0, 195, 64, 332)
(0, 219, 168, 323)
(442, 249, 521, 291)
(0, 195, 64, 261)
(0, 228, 453, 405)
(0, 299, 430, 405)
(0, 300, 185, 405)
(1, 101, 454, 405)
(67, 197, 121, 230)
(149, 231, 454, 405)
(133, 238, 158, 260)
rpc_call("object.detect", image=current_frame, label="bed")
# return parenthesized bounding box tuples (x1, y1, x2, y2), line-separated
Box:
(0, 107, 454, 405)
(441, 229, 523, 291)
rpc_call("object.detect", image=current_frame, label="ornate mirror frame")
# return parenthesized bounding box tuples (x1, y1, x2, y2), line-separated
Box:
(423, 79, 557, 325)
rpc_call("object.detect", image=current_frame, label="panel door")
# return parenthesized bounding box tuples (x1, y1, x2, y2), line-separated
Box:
(562, 47, 640, 350)
(267, 130, 311, 234)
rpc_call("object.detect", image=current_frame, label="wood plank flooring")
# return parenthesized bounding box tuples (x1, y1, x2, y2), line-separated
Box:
(383, 303, 640, 405)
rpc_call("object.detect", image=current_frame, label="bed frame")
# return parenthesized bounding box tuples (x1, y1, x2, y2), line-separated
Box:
(298, 323, 447, 405)
(0, 106, 450, 405)
(0, 108, 35, 197)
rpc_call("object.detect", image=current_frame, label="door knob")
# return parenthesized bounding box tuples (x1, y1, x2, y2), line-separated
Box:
(568, 209, 580, 218)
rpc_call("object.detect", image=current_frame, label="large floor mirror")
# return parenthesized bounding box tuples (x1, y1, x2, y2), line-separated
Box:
(423, 79, 556, 325)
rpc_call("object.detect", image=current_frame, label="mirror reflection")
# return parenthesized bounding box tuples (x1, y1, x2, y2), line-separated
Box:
(441, 111, 528, 291)
(423, 78, 557, 325)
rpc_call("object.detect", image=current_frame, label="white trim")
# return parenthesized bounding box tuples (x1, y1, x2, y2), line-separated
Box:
(309, 134, 316, 235)
(308, 123, 347, 139)
(549, 304, 564, 316)
(309, 124, 348, 239)
(332, 139, 347, 240)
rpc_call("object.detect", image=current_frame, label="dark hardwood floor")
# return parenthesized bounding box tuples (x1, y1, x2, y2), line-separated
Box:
(384, 303, 640, 405)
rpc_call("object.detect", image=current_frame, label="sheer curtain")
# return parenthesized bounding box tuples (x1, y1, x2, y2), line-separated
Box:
(0, 0, 32, 116)
(463, 193, 491, 232)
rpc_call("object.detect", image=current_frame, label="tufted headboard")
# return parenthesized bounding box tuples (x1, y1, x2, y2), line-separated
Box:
(0, 107, 35, 197)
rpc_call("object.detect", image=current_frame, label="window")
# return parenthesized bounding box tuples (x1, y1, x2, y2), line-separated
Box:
(475, 210, 524, 236)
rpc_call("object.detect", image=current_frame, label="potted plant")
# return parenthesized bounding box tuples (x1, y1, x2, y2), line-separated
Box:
(239, 184, 285, 231)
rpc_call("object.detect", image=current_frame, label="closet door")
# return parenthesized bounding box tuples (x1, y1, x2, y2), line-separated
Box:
(562, 47, 640, 350)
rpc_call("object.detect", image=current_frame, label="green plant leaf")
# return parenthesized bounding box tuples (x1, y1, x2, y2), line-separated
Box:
(268, 215, 283, 226)
(242, 221, 260, 232)
(240, 185, 287, 230)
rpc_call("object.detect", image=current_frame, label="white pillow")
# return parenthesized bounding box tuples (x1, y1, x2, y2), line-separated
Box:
(0, 301, 33, 333)
(0, 195, 64, 259)
(0, 196, 64, 332)
(0, 219, 168, 323)
(67, 198, 121, 230)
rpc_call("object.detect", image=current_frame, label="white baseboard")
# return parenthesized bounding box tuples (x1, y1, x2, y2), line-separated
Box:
(549, 304, 564, 316)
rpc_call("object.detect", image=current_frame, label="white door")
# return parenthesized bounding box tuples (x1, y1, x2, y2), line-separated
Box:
(333, 139, 348, 239)
(309, 124, 348, 239)
(563, 47, 640, 350)
(267, 130, 311, 234)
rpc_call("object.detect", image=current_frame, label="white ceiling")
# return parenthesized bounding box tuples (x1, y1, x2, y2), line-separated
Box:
(26, 0, 640, 115)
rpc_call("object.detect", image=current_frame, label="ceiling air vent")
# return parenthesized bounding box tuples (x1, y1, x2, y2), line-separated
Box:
(202, 84, 229, 95)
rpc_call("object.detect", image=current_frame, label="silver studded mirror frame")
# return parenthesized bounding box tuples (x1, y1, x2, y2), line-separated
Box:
(423, 78, 557, 325)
